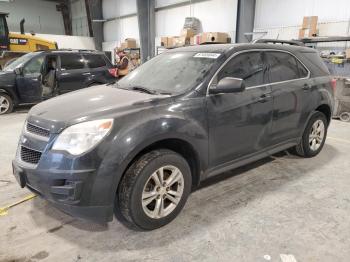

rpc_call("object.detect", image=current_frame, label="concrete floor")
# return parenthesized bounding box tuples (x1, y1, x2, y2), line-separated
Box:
(1, 112, 350, 262)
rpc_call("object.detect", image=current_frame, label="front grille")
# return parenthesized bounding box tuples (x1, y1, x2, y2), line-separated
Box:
(26, 123, 50, 137)
(20, 146, 42, 165)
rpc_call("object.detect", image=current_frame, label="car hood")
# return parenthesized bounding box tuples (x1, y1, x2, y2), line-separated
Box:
(27, 85, 170, 133)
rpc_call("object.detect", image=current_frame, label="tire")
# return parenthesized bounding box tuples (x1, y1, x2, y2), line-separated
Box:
(294, 111, 328, 158)
(116, 149, 192, 230)
(0, 93, 14, 115)
(339, 112, 350, 122)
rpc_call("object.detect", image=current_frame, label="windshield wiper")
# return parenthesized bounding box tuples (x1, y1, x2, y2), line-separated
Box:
(131, 86, 157, 95)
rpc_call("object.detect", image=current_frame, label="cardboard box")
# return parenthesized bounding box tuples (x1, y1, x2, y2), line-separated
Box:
(120, 38, 137, 49)
(300, 16, 318, 38)
(173, 36, 188, 47)
(181, 28, 195, 38)
(302, 16, 318, 29)
(201, 32, 229, 43)
(161, 37, 169, 47)
(299, 28, 318, 39)
(346, 49, 350, 59)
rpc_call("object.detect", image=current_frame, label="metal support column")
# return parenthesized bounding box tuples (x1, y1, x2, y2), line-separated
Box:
(136, 0, 155, 63)
(86, 0, 104, 50)
(235, 0, 256, 43)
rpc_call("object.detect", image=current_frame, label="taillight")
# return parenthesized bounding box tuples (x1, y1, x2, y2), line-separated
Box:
(108, 68, 118, 78)
(331, 78, 337, 92)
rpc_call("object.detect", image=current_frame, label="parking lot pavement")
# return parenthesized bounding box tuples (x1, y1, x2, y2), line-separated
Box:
(1, 113, 350, 262)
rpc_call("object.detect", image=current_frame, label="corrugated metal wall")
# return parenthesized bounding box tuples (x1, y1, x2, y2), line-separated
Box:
(70, 0, 90, 36)
(102, 0, 238, 52)
(254, 0, 350, 40)
(0, 0, 65, 35)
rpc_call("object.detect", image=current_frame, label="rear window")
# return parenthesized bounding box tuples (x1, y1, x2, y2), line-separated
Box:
(301, 51, 330, 76)
(84, 54, 106, 68)
(60, 54, 85, 70)
(265, 51, 307, 83)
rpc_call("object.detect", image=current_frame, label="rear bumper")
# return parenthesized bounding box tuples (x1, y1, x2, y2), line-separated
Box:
(12, 160, 114, 223)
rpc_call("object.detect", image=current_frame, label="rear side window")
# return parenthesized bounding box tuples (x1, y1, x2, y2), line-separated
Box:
(60, 54, 85, 70)
(265, 51, 308, 83)
(84, 54, 106, 68)
(217, 51, 266, 87)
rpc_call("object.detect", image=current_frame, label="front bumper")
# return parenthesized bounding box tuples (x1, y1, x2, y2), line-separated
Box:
(12, 159, 114, 223)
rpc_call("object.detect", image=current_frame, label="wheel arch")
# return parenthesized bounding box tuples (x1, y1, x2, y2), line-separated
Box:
(120, 138, 201, 190)
(315, 104, 332, 125)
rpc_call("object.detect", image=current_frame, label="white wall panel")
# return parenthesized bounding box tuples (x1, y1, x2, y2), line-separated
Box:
(255, 0, 350, 29)
(103, 16, 139, 43)
(103, 0, 137, 19)
(36, 34, 95, 49)
(0, 0, 64, 35)
(155, 0, 238, 37)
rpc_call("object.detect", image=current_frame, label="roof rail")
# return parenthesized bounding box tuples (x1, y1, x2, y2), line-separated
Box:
(253, 39, 305, 46)
(53, 48, 97, 52)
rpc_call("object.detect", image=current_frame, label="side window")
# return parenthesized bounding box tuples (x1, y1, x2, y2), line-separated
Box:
(217, 52, 265, 88)
(60, 54, 85, 70)
(84, 54, 106, 68)
(23, 55, 44, 76)
(297, 61, 309, 78)
(266, 52, 307, 83)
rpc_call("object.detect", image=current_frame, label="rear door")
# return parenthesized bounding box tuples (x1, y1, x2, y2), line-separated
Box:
(15, 54, 45, 103)
(265, 51, 311, 145)
(83, 54, 114, 85)
(56, 53, 88, 93)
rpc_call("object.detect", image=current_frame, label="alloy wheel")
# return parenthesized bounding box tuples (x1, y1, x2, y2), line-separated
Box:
(142, 165, 184, 219)
(0, 95, 10, 114)
(309, 119, 325, 151)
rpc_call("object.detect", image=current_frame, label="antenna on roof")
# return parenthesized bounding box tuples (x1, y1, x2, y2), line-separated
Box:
(244, 32, 268, 43)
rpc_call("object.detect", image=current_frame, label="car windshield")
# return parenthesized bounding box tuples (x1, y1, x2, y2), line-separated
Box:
(117, 51, 220, 95)
(3, 52, 41, 71)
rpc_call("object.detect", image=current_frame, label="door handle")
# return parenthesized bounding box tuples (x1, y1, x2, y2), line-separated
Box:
(302, 84, 312, 91)
(258, 93, 272, 103)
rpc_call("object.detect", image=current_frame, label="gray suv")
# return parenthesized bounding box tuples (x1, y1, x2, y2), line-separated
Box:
(12, 43, 334, 230)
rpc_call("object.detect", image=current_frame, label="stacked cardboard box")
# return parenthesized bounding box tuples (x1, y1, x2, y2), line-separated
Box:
(160, 29, 194, 48)
(120, 38, 137, 49)
(299, 16, 318, 39)
(190, 32, 229, 45)
(346, 49, 350, 59)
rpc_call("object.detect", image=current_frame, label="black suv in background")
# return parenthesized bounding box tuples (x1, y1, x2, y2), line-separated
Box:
(13, 43, 334, 230)
(0, 50, 117, 114)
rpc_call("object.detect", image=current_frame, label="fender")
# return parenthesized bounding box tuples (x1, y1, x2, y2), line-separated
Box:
(0, 87, 18, 104)
(100, 111, 209, 208)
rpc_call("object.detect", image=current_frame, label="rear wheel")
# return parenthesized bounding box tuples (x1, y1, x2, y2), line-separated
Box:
(294, 112, 328, 157)
(0, 94, 14, 115)
(339, 112, 350, 122)
(116, 149, 192, 230)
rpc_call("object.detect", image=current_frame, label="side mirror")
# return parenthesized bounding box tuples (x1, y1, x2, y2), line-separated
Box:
(209, 77, 245, 94)
(14, 67, 23, 75)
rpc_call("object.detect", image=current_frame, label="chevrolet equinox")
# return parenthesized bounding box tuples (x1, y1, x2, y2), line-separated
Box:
(13, 43, 334, 230)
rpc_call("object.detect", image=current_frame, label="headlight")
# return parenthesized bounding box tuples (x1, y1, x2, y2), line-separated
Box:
(52, 119, 113, 155)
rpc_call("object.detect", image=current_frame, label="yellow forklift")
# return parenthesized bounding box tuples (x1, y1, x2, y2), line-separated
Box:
(0, 12, 57, 69)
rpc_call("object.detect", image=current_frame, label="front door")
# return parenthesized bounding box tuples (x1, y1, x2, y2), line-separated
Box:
(15, 54, 45, 103)
(264, 51, 311, 145)
(207, 51, 273, 169)
(56, 53, 88, 94)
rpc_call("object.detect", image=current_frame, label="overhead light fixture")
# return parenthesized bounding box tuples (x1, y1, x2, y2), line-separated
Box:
(92, 19, 107, 23)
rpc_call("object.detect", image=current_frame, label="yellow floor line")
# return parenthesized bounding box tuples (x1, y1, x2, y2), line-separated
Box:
(328, 136, 350, 144)
(0, 194, 37, 216)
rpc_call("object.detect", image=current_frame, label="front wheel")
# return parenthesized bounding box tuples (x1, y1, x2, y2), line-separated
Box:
(0, 94, 14, 115)
(294, 112, 328, 157)
(116, 149, 192, 230)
